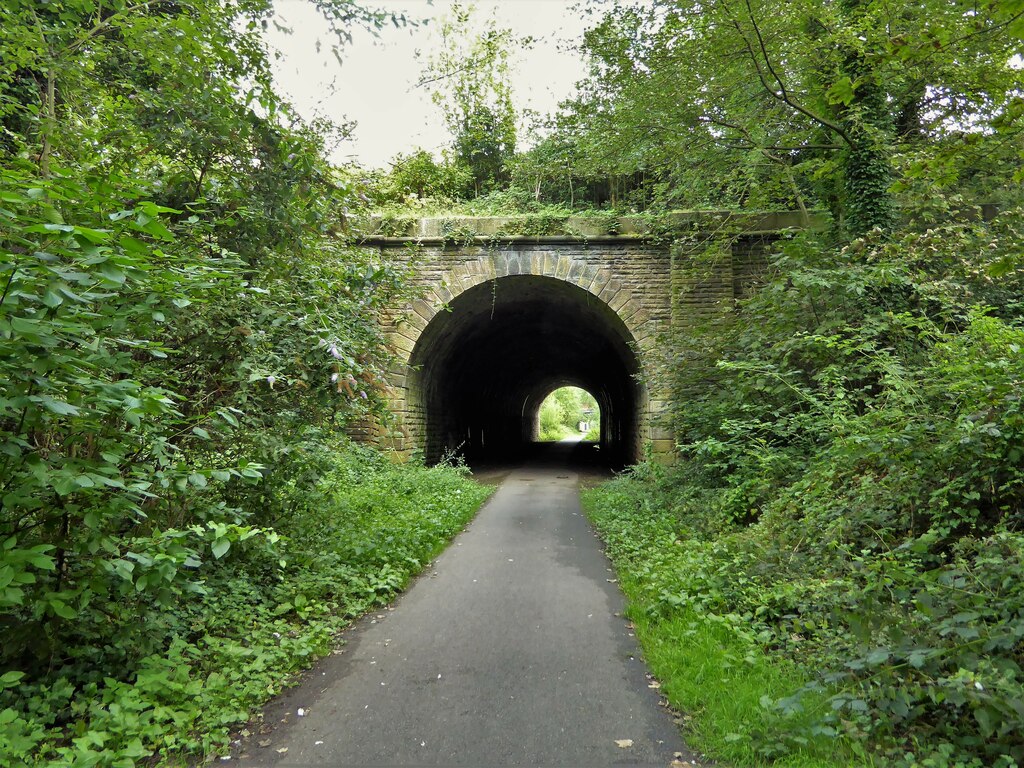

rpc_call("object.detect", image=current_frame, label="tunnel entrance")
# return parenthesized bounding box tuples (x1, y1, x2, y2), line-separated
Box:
(407, 275, 644, 467)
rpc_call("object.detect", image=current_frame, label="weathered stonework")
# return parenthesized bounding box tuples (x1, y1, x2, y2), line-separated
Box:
(358, 212, 811, 463)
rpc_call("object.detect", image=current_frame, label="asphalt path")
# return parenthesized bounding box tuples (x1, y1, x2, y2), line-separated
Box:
(237, 442, 693, 767)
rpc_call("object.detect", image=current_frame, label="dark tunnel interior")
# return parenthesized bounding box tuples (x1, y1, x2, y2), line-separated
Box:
(408, 275, 644, 468)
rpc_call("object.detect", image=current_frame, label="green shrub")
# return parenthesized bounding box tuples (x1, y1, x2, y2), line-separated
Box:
(0, 439, 492, 767)
(588, 211, 1024, 765)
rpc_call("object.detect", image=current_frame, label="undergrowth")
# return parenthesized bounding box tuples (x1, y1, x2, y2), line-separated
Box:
(582, 476, 856, 768)
(0, 441, 492, 767)
(583, 212, 1024, 768)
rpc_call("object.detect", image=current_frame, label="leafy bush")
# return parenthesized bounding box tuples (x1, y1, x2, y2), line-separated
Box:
(583, 206, 1024, 766)
(0, 438, 491, 767)
(0, 3, 452, 763)
(582, 474, 850, 768)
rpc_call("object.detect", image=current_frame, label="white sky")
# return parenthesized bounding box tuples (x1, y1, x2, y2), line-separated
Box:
(264, 0, 592, 168)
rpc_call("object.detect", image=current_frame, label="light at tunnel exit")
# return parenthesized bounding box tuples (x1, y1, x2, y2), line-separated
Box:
(534, 387, 601, 443)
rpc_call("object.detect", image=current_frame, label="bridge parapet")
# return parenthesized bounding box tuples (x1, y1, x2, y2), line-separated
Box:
(358, 210, 817, 245)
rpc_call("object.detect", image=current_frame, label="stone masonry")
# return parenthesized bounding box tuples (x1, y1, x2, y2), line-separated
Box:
(358, 211, 811, 462)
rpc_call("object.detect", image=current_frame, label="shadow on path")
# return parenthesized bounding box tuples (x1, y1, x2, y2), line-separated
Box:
(468, 438, 614, 488)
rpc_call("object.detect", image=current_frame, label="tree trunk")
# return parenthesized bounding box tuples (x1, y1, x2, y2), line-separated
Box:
(837, 0, 895, 236)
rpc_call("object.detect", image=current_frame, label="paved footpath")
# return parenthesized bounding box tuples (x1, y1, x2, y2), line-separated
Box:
(238, 455, 693, 767)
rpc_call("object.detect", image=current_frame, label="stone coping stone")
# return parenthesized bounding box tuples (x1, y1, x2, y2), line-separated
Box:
(356, 210, 822, 244)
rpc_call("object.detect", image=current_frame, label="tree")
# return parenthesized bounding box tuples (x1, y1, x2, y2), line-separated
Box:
(418, 3, 527, 195)
(382, 148, 472, 201)
(557, 0, 1024, 230)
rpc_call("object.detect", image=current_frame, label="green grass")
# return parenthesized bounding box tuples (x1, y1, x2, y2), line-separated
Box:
(582, 480, 859, 768)
(630, 609, 851, 768)
(538, 424, 576, 441)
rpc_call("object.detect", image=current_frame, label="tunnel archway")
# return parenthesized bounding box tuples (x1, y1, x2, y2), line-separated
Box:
(407, 275, 645, 467)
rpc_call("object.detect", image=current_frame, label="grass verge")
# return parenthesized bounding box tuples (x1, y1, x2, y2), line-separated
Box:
(582, 475, 857, 768)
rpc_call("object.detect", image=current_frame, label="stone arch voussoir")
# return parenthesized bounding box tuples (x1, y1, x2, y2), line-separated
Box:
(392, 251, 649, 365)
(379, 248, 660, 462)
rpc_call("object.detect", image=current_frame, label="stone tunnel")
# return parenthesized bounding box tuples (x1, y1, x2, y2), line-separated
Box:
(357, 212, 810, 466)
(408, 275, 643, 466)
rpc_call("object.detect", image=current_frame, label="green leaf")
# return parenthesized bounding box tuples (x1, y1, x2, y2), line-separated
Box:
(136, 201, 182, 217)
(38, 397, 80, 416)
(41, 289, 64, 308)
(975, 705, 995, 736)
(27, 548, 56, 570)
(826, 74, 855, 104)
(40, 206, 65, 225)
(49, 598, 77, 619)
(10, 316, 41, 334)
(0, 671, 25, 689)
(97, 261, 126, 285)
(136, 218, 175, 241)
(211, 538, 230, 559)
(119, 235, 149, 253)
(72, 225, 111, 244)
(217, 409, 239, 427)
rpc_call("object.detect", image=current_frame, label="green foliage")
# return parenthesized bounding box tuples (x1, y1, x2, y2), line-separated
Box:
(540, 0, 1023, 222)
(361, 149, 473, 207)
(417, 2, 525, 195)
(0, 439, 491, 766)
(537, 387, 599, 442)
(598, 199, 1024, 766)
(0, 1, 483, 765)
(0, 0, 415, 672)
(538, 397, 570, 441)
(582, 476, 851, 767)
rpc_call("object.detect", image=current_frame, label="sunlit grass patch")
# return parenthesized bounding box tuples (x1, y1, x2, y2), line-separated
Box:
(583, 482, 857, 768)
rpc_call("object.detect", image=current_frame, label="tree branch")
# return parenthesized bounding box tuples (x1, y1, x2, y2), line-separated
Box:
(62, 0, 167, 56)
(414, 59, 485, 90)
(697, 115, 841, 151)
(725, 0, 854, 146)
